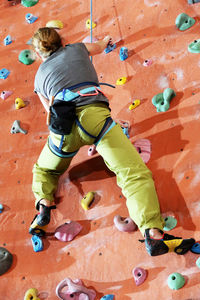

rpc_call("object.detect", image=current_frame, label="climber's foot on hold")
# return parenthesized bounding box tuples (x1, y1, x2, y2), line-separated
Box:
(145, 228, 195, 256)
(36, 199, 56, 227)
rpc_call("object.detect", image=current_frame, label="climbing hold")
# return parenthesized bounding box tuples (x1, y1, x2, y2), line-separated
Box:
(129, 99, 140, 110)
(46, 20, 63, 29)
(116, 77, 127, 85)
(167, 272, 185, 290)
(133, 139, 151, 163)
(26, 38, 32, 45)
(119, 47, 128, 61)
(0, 204, 4, 213)
(190, 242, 200, 254)
(19, 49, 35, 65)
(132, 267, 147, 286)
(143, 59, 153, 67)
(152, 88, 176, 112)
(175, 13, 195, 31)
(82, 36, 98, 43)
(54, 221, 83, 242)
(29, 214, 47, 237)
(25, 13, 38, 24)
(10, 120, 27, 134)
(188, 0, 200, 3)
(24, 288, 40, 300)
(21, 0, 39, 7)
(88, 145, 97, 156)
(163, 216, 177, 231)
(86, 19, 96, 29)
(114, 215, 137, 232)
(196, 257, 200, 268)
(31, 235, 43, 252)
(1, 90, 12, 100)
(104, 43, 117, 54)
(81, 192, 95, 210)
(0, 68, 10, 79)
(56, 278, 96, 300)
(4, 35, 12, 46)
(0, 247, 13, 276)
(121, 126, 130, 139)
(100, 295, 114, 300)
(188, 39, 200, 53)
(15, 98, 25, 110)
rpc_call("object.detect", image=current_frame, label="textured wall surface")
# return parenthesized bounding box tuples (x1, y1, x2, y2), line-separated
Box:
(0, 0, 200, 299)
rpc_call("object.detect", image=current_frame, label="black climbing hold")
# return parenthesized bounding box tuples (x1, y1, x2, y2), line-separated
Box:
(0, 247, 13, 276)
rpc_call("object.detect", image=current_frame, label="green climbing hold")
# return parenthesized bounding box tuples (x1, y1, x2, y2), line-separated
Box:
(188, 39, 200, 53)
(21, 0, 39, 7)
(18, 50, 35, 65)
(167, 272, 185, 290)
(152, 88, 176, 112)
(163, 216, 177, 231)
(175, 13, 195, 31)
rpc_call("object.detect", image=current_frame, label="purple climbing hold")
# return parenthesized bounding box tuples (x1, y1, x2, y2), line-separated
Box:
(1, 90, 12, 100)
(4, 35, 12, 46)
(54, 221, 83, 242)
(143, 59, 153, 67)
(0, 68, 10, 79)
(114, 215, 137, 232)
(132, 267, 147, 286)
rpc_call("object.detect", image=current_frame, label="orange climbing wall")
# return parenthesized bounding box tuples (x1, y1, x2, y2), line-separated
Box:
(1, 0, 200, 299)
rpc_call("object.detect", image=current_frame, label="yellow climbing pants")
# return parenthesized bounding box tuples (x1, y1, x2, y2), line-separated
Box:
(32, 103, 164, 235)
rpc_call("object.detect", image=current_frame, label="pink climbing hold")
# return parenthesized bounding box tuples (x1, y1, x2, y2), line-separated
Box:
(88, 145, 97, 156)
(1, 90, 12, 100)
(132, 267, 147, 286)
(82, 36, 98, 43)
(143, 59, 153, 67)
(133, 139, 151, 163)
(113, 215, 137, 232)
(54, 221, 83, 242)
(56, 278, 96, 300)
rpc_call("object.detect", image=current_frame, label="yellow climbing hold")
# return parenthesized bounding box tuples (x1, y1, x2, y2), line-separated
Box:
(86, 19, 96, 29)
(81, 191, 95, 210)
(15, 98, 25, 110)
(46, 20, 63, 29)
(129, 99, 140, 110)
(24, 288, 40, 300)
(116, 77, 127, 85)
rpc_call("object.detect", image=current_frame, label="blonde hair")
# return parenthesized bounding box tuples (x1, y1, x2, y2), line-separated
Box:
(32, 27, 62, 58)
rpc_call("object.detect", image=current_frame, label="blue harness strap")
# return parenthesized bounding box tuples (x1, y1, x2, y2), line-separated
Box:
(48, 136, 79, 158)
(75, 116, 116, 145)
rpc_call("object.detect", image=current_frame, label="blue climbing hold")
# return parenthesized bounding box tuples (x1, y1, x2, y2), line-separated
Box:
(25, 13, 38, 24)
(122, 126, 130, 139)
(0, 204, 4, 213)
(31, 235, 43, 252)
(119, 47, 128, 61)
(100, 295, 114, 300)
(104, 43, 116, 54)
(196, 257, 200, 268)
(163, 216, 177, 231)
(190, 242, 200, 254)
(0, 68, 10, 79)
(4, 35, 12, 46)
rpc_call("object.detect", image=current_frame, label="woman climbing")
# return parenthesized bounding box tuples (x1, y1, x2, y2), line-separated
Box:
(30, 27, 195, 256)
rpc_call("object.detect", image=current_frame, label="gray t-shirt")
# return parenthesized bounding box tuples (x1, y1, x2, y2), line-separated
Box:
(34, 43, 109, 107)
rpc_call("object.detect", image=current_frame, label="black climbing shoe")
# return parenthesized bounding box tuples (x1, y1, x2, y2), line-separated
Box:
(36, 203, 56, 227)
(29, 214, 47, 237)
(144, 229, 195, 256)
